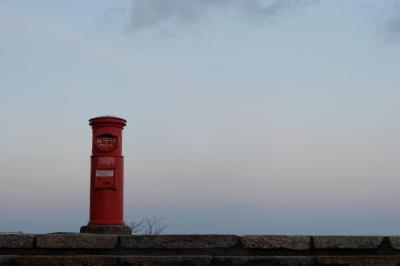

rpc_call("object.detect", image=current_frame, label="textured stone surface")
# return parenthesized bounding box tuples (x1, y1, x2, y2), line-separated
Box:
(120, 235, 239, 249)
(241, 235, 310, 250)
(0, 256, 211, 266)
(0, 256, 15, 266)
(121, 256, 212, 266)
(2, 255, 400, 266)
(36, 234, 117, 249)
(313, 236, 383, 249)
(3, 234, 400, 265)
(213, 256, 318, 265)
(388, 236, 400, 249)
(0, 256, 321, 266)
(0, 256, 119, 266)
(0, 235, 35, 249)
(317, 256, 400, 266)
(80, 224, 131, 235)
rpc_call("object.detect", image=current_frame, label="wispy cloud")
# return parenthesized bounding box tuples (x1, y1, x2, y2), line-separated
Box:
(100, 0, 400, 43)
(386, 14, 400, 40)
(374, 0, 400, 42)
(384, 12, 400, 41)
(102, 0, 317, 34)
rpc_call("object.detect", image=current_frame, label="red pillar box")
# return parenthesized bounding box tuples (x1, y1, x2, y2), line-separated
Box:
(80, 116, 131, 235)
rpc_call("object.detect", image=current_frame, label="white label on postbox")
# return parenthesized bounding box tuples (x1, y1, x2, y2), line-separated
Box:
(96, 170, 114, 177)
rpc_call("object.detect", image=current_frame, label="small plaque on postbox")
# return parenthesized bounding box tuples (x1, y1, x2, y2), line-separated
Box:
(96, 170, 114, 177)
(95, 134, 117, 152)
(95, 169, 115, 189)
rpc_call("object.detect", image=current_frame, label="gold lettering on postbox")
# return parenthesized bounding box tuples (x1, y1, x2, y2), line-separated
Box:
(95, 134, 117, 152)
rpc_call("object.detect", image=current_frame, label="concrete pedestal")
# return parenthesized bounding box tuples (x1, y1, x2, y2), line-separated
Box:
(80, 224, 131, 235)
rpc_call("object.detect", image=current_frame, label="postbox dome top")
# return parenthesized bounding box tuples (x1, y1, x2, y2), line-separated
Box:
(89, 115, 127, 128)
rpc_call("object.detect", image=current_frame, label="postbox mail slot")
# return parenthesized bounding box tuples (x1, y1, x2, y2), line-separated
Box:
(95, 176, 115, 189)
(95, 169, 115, 189)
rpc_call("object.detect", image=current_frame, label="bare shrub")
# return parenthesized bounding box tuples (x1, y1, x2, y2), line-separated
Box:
(128, 216, 167, 235)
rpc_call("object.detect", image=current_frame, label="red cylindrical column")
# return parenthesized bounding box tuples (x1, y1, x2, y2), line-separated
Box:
(81, 116, 131, 235)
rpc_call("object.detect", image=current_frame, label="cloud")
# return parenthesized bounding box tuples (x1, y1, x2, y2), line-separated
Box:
(385, 14, 400, 41)
(375, 0, 400, 42)
(103, 0, 317, 33)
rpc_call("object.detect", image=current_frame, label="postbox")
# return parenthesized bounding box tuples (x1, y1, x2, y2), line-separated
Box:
(80, 116, 131, 235)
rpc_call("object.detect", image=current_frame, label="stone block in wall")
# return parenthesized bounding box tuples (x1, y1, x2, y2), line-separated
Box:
(0, 235, 35, 249)
(120, 235, 239, 249)
(388, 236, 400, 249)
(121, 256, 212, 266)
(0, 256, 16, 266)
(241, 235, 310, 250)
(213, 256, 317, 265)
(0, 256, 119, 266)
(313, 236, 383, 249)
(317, 255, 400, 266)
(36, 233, 117, 249)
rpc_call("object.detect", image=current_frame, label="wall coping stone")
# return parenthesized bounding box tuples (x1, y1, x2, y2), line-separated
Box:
(241, 235, 310, 250)
(388, 236, 400, 250)
(36, 233, 117, 249)
(2, 234, 400, 251)
(313, 236, 384, 249)
(120, 235, 239, 249)
(0, 235, 35, 249)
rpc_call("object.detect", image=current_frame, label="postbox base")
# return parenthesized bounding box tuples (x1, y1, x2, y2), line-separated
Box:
(80, 224, 131, 235)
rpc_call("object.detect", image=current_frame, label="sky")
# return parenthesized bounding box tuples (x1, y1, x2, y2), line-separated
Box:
(1, 0, 400, 235)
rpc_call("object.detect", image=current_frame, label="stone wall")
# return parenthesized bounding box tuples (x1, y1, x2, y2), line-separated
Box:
(2, 234, 400, 265)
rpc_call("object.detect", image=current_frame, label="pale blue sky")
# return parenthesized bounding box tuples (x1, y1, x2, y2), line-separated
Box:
(1, 0, 400, 234)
